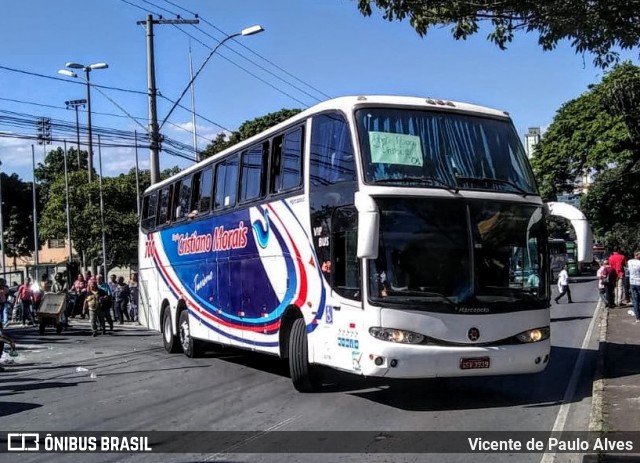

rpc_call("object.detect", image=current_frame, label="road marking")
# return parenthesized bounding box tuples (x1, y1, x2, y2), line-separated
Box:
(203, 415, 301, 461)
(540, 301, 602, 463)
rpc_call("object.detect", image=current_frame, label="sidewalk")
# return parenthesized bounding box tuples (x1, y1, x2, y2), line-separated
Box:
(592, 302, 640, 460)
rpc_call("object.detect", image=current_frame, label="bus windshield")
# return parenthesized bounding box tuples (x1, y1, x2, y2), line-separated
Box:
(355, 108, 537, 195)
(368, 198, 548, 309)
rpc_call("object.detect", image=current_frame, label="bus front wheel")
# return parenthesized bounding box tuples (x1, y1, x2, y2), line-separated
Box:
(288, 318, 319, 392)
(179, 310, 201, 358)
(162, 308, 181, 353)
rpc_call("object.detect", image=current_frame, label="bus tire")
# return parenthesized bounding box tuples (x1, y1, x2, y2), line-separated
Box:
(162, 307, 181, 353)
(288, 318, 318, 392)
(179, 310, 201, 358)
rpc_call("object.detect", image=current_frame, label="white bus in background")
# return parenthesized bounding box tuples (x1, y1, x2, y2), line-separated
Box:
(138, 95, 552, 392)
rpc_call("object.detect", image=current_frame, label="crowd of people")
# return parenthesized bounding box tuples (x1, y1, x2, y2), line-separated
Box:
(0, 270, 140, 337)
(596, 247, 640, 323)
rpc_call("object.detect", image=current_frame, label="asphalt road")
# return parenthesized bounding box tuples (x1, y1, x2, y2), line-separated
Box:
(1, 275, 603, 463)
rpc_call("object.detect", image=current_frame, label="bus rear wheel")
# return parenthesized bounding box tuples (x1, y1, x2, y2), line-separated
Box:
(162, 308, 181, 353)
(288, 318, 319, 392)
(179, 310, 201, 358)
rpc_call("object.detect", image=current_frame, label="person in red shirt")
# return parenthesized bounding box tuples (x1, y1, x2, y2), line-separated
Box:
(17, 278, 36, 326)
(608, 247, 627, 307)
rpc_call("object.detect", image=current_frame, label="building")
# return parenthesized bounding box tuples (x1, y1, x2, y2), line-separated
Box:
(524, 127, 541, 158)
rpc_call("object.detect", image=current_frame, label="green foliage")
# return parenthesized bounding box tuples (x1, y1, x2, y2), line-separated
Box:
(530, 62, 640, 252)
(37, 163, 178, 270)
(1, 172, 35, 262)
(199, 108, 302, 160)
(356, 0, 640, 68)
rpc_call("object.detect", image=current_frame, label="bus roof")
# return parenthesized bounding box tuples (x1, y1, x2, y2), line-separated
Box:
(145, 95, 512, 193)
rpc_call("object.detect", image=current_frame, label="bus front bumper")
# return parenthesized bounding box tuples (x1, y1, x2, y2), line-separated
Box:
(357, 340, 551, 378)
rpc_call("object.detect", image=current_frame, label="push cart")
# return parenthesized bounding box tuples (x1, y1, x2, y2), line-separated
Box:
(37, 293, 67, 334)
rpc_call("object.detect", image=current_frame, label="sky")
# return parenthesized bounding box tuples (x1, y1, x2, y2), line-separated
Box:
(1, 0, 638, 182)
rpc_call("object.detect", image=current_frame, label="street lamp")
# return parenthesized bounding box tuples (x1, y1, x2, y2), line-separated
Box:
(58, 62, 109, 182)
(148, 24, 264, 184)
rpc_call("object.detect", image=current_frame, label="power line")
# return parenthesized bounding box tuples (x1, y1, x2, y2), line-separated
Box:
(162, 0, 331, 100)
(122, 0, 329, 107)
(0, 64, 147, 96)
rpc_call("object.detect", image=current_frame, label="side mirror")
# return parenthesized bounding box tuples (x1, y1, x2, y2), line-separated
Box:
(355, 192, 379, 259)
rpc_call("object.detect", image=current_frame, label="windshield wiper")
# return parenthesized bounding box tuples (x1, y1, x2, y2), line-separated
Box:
(386, 289, 456, 305)
(455, 176, 531, 197)
(374, 176, 459, 194)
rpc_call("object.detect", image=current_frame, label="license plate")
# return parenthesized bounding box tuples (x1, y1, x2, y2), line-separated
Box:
(460, 356, 490, 370)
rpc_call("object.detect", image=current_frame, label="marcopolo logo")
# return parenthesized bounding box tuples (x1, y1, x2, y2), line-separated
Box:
(7, 433, 40, 451)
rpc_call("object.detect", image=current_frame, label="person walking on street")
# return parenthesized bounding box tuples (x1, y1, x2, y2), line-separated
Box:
(128, 272, 139, 322)
(17, 278, 36, 326)
(96, 275, 114, 331)
(608, 247, 627, 307)
(555, 264, 573, 304)
(71, 274, 87, 318)
(597, 259, 612, 308)
(51, 273, 71, 329)
(83, 279, 108, 337)
(626, 250, 640, 323)
(113, 276, 130, 324)
(108, 274, 118, 321)
(0, 328, 16, 372)
(0, 278, 9, 327)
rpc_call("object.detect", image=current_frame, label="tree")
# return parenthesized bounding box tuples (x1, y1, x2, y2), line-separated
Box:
(34, 146, 88, 202)
(1, 172, 37, 266)
(531, 63, 640, 200)
(530, 62, 640, 251)
(356, 1, 640, 68)
(38, 164, 179, 271)
(199, 108, 302, 160)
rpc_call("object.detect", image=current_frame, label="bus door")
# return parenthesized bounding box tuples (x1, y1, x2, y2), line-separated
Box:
(321, 206, 364, 373)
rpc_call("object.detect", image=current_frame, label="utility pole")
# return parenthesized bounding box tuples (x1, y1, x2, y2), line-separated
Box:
(137, 14, 199, 185)
(34, 118, 51, 281)
(65, 99, 87, 168)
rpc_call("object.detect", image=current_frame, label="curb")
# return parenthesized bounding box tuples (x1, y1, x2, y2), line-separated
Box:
(588, 300, 608, 434)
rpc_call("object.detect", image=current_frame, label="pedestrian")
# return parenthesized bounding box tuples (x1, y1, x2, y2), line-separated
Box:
(554, 264, 573, 304)
(83, 279, 108, 337)
(0, 278, 9, 327)
(96, 275, 114, 331)
(626, 250, 640, 323)
(108, 274, 118, 320)
(51, 273, 70, 329)
(71, 274, 87, 318)
(0, 328, 16, 372)
(113, 276, 130, 324)
(51, 273, 68, 293)
(9, 282, 20, 323)
(608, 246, 627, 307)
(597, 259, 612, 308)
(17, 278, 36, 326)
(128, 272, 139, 322)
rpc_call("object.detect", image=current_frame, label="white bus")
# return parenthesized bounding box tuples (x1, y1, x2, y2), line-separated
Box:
(138, 95, 551, 392)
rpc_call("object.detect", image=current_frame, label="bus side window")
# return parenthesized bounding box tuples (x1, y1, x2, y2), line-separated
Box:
(173, 175, 193, 221)
(171, 179, 182, 222)
(310, 113, 356, 187)
(141, 191, 158, 230)
(240, 143, 267, 203)
(157, 185, 172, 226)
(192, 167, 213, 215)
(215, 155, 239, 210)
(332, 206, 361, 301)
(272, 127, 303, 193)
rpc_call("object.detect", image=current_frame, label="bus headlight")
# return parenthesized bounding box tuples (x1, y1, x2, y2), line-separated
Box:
(515, 327, 550, 343)
(369, 327, 424, 344)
